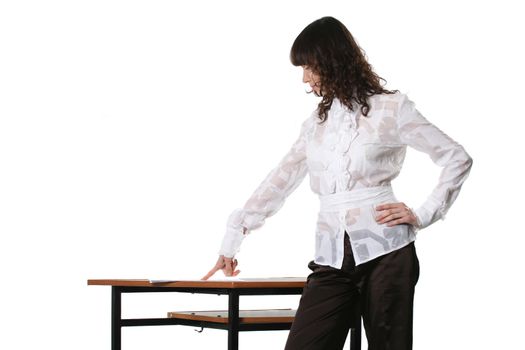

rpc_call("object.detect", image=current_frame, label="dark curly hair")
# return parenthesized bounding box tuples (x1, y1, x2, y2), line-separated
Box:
(290, 16, 398, 123)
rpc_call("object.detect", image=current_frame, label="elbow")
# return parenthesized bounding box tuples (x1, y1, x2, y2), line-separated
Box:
(454, 151, 473, 185)
(444, 147, 473, 182)
(463, 151, 473, 172)
(455, 145, 473, 174)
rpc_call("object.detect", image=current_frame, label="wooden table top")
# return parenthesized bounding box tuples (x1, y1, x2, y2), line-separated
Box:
(87, 277, 307, 289)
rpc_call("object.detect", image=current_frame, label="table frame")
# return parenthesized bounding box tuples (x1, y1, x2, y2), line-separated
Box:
(89, 280, 362, 350)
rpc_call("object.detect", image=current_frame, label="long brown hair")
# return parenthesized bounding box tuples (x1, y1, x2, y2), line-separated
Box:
(290, 16, 397, 123)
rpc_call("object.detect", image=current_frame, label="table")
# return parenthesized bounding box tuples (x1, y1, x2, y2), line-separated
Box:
(88, 278, 362, 350)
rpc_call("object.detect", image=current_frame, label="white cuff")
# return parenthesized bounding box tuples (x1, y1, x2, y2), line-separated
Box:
(413, 206, 431, 230)
(218, 227, 245, 258)
(409, 206, 422, 234)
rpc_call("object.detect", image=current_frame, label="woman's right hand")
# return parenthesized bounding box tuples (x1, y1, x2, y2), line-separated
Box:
(201, 255, 241, 280)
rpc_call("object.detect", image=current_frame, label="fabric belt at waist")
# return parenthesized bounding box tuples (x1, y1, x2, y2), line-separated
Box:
(318, 185, 395, 212)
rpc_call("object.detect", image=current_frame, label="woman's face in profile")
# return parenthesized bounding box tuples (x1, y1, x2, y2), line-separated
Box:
(301, 65, 321, 95)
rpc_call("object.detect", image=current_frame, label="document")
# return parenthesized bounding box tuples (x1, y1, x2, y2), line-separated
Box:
(148, 276, 305, 284)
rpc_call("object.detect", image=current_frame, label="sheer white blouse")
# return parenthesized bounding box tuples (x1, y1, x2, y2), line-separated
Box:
(218, 92, 473, 268)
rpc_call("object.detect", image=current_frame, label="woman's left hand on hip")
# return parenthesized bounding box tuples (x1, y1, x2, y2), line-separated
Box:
(374, 202, 419, 227)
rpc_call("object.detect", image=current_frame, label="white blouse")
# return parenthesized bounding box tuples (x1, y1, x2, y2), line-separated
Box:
(218, 92, 473, 268)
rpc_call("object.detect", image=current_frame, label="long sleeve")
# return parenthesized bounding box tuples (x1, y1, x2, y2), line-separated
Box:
(218, 116, 313, 257)
(397, 94, 473, 230)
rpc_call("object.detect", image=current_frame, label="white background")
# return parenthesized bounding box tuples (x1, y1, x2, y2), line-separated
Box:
(1, 0, 523, 349)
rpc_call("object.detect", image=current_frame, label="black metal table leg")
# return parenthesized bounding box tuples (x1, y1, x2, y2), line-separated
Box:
(112, 287, 122, 350)
(227, 291, 239, 350)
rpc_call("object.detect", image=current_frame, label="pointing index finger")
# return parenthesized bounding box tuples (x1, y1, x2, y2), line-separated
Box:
(201, 266, 219, 281)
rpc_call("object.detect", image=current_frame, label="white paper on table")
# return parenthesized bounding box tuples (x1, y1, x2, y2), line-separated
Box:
(148, 276, 305, 284)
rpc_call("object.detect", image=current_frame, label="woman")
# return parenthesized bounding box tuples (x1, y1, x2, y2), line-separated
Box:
(202, 16, 473, 350)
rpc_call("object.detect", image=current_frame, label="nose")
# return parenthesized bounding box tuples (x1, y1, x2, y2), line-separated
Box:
(302, 68, 309, 84)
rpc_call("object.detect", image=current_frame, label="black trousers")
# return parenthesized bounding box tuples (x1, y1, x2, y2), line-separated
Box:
(284, 232, 420, 350)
